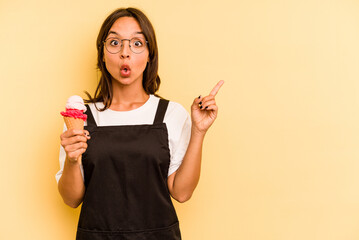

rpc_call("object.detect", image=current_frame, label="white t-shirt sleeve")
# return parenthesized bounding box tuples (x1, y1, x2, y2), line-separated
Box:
(165, 102, 192, 176)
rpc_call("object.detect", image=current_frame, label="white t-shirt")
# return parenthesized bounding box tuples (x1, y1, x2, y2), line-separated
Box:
(55, 95, 191, 183)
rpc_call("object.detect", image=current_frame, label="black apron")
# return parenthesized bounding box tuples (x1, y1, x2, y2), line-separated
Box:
(76, 99, 181, 240)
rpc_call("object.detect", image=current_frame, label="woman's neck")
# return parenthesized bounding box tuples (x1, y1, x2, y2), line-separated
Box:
(110, 81, 150, 111)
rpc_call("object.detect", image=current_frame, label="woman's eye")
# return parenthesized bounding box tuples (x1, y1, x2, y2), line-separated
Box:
(110, 40, 120, 46)
(133, 39, 143, 47)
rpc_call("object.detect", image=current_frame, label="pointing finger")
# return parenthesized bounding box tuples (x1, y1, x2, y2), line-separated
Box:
(210, 80, 225, 96)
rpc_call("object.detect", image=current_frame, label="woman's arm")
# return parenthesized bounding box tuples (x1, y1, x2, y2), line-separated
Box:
(58, 129, 89, 208)
(168, 80, 224, 203)
(167, 129, 204, 203)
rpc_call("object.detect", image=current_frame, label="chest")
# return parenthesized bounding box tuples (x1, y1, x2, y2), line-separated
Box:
(82, 124, 171, 185)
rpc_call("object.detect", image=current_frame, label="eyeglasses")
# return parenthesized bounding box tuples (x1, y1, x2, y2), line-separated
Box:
(104, 37, 148, 54)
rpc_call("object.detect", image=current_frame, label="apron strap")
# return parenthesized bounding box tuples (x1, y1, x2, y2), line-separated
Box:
(85, 104, 97, 127)
(153, 99, 169, 124)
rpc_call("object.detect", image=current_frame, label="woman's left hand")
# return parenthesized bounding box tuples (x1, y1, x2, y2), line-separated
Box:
(191, 80, 224, 135)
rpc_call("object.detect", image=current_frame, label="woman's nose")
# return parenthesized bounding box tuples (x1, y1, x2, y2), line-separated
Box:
(120, 41, 131, 59)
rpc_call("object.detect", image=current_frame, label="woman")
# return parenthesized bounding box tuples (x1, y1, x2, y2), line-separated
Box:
(56, 7, 224, 240)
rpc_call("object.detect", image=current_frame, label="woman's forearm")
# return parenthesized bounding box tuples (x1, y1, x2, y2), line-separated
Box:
(169, 128, 205, 202)
(58, 159, 85, 208)
(167, 81, 224, 203)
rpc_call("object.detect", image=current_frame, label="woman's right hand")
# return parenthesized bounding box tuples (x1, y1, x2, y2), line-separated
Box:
(60, 129, 90, 163)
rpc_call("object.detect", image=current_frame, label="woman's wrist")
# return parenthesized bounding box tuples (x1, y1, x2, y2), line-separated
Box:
(191, 126, 206, 138)
(65, 157, 81, 167)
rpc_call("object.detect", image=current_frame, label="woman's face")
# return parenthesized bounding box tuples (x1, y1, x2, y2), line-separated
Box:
(103, 17, 149, 88)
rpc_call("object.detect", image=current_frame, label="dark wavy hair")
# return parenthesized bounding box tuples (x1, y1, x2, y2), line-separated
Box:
(85, 8, 160, 110)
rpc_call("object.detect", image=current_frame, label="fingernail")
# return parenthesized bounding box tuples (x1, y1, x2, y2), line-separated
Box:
(199, 101, 202, 105)
(200, 105, 203, 109)
(198, 95, 201, 99)
(205, 106, 208, 109)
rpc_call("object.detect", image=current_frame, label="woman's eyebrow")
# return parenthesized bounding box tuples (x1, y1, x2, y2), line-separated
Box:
(108, 31, 119, 36)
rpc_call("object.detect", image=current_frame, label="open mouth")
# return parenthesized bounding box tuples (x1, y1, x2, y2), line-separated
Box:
(120, 64, 131, 77)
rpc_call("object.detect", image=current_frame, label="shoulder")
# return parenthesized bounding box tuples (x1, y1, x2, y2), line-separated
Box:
(84, 102, 104, 126)
(86, 102, 104, 112)
(160, 97, 190, 126)
(151, 95, 189, 120)
(167, 101, 189, 118)
(85, 102, 107, 117)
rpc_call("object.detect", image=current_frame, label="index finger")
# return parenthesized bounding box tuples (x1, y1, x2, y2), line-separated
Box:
(209, 80, 225, 96)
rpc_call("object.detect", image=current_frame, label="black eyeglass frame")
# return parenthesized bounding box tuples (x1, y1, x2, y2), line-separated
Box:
(103, 37, 149, 54)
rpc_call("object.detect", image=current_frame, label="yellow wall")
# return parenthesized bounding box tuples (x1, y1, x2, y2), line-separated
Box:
(1, 0, 359, 239)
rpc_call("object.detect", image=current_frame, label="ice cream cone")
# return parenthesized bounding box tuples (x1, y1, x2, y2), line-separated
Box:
(63, 116, 85, 164)
(63, 116, 84, 131)
(61, 95, 87, 165)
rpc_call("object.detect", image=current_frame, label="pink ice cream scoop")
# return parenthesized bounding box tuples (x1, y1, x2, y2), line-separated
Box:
(60, 95, 87, 121)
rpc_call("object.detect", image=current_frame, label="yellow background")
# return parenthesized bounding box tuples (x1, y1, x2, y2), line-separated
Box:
(1, 0, 359, 239)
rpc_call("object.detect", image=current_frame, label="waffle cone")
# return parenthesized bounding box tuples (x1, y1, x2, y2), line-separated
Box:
(63, 116, 85, 164)
(63, 117, 84, 130)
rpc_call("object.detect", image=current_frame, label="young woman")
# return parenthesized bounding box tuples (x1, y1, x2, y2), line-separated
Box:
(56, 7, 223, 240)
